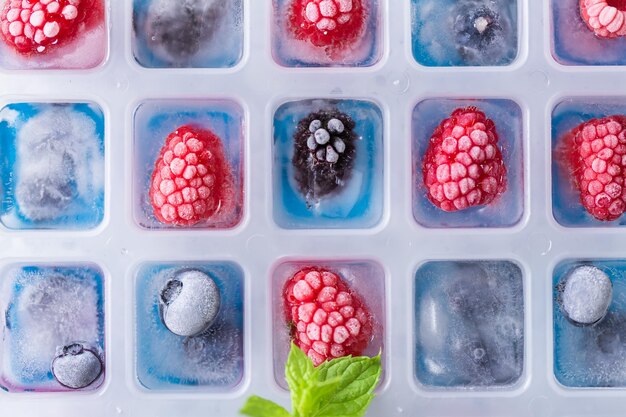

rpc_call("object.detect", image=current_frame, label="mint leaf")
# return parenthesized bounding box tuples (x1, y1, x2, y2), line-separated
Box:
(241, 345, 382, 417)
(240, 396, 291, 417)
(296, 376, 342, 417)
(285, 342, 315, 415)
(314, 354, 382, 417)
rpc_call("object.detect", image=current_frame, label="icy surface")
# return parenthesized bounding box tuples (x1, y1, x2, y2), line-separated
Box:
(273, 99, 384, 229)
(135, 263, 244, 390)
(0, 265, 105, 392)
(0, 103, 105, 230)
(412, 0, 518, 66)
(15, 106, 103, 222)
(554, 260, 626, 387)
(412, 99, 524, 228)
(133, 0, 243, 68)
(415, 261, 524, 388)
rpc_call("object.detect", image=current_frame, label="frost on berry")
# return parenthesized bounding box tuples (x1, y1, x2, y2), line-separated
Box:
(142, 0, 227, 64)
(288, 0, 366, 53)
(292, 109, 358, 207)
(580, 0, 626, 39)
(0, 0, 99, 54)
(422, 107, 507, 212)
(563, 115, 626, 221)
(149, 125, 237, 227)
(283, 267, 374, 366)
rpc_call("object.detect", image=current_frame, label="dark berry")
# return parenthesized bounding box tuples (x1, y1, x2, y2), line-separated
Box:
(142, 0, 225, 64)
(292, 109, 358, 205)
(452, 1, 503, 62)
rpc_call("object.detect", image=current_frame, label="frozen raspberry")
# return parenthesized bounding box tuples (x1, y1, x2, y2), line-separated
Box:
(564, 116, 626, 221)
(292, 109, 357, 205)
(283, 267, 373, 366)
(422, 107, 507, 212)
(288, 0, 365, 51)
(580, 0, 626, 38)
(150, 125, 234, 227)
(0, 0, 94, 54)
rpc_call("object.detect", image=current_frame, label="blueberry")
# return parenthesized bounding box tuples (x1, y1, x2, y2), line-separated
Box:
(142, 0, 226, 64)
(292, 109, 358, 206)
(452, 1, 504, 62)
(160, 269, 221, 337)
(51, 343, 103, 390)
(557, 265, 613, 326)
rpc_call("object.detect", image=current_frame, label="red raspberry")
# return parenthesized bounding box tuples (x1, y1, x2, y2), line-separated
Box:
(0, 0, 93, 54)
(288, 0, 365, 50)
(422, 107, 507, 212)
(580, 0, 626, 38)
(283, 267, 373, 366)
(150, 125, 234, 227)
(564, 116, 626, 221)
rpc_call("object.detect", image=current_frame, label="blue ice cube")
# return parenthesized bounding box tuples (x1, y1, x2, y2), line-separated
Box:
(135, 262, 244, 391)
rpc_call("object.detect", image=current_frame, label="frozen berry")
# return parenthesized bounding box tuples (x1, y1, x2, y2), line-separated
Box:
(580, 0, 626, 38)
(0, 0, 96, 54)
(422, 107, 507, 212)
(51, 343, 103, 389)
(558, 265, 612, 326)
(453, 1, 503, 59)
(283, 267, 373, 366)
(141, 0, 226, 64)
(563, 116, 626, 221)
(160, 269, 221, 337)
(288, 0, 366, 52)
(149, 125, 234, 227)
(292, 109, 358, 205)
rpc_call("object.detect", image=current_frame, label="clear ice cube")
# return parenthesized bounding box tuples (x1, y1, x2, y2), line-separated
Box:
(415, 261, 524, 388)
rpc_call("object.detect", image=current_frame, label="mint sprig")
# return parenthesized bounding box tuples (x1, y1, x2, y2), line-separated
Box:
(240, 343, 382, 417)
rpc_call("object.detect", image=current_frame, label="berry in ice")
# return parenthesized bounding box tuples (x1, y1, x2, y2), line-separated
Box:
(288, 0, 366, 54)
(562, 116, 626, 221)
(422, 106, 507, 212)
(292, 109, 358, 206)
(0, 0, 99, 54)
(149, 125, 235, 227)
(283, 267, 373, 366)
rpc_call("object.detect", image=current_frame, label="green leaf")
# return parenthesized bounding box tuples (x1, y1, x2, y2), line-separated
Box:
(314, 354, 382, 417)
(240, 395, 291, 417)
(285, 342, 316, 415)
(296, 376, 342, 417)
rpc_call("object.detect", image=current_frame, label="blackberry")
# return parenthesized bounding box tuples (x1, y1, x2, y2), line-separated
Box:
(292, 109, 358, 205)
(142, 0, 225, 64)
(452, 0, 503, 62)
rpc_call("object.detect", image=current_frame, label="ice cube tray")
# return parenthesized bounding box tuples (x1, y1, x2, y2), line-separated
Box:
(1, 0, 626, 416)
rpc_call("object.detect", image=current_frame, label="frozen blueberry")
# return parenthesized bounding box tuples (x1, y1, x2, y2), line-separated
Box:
(558, 265, 613, 326)
(51, 343, 103, 389)
(141, 0, 226, 64)
(292, 109, 358, 205)
(160, 269, 221, 337)
(452, 0, 505, 64)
